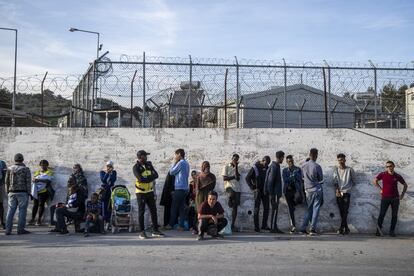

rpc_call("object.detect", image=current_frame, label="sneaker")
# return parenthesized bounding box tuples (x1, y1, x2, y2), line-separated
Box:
(48, 228, 60, 233)
(300, 229, 309, 235)
(309, 230, 318, 236)
(163, 225, 173, 230)
(344, 228, 350, 235)
(138, 232, 148, 239)
(376, 225, 383, 237)
(254, 227, 260, 233)
(28, 219, 36, 226)
(270, 228, 284, 234)
(261, 226, 271, 231)
(336, 228, 344, 235)
(84, 232, 89, 237)
(35, 221, 43, 226)
(389, 231, 396, 237)
(176, 226, 185, 231)
(151, 230, 165, 237)
(192, 229, 198, 235)
(231, 226, 240, 232)
(289, 226, 296, 234)
(17, 229, 31, 235)
(5, 232, 11, 235)
(197, 234, 204, 241)
(213, 233, 224, 239)
(57, 229, 70, 236)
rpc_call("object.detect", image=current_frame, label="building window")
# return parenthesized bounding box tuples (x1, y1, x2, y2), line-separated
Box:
(228, 112, 237, 124)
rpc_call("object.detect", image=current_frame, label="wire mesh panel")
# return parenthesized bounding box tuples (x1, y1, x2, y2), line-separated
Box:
(1, 55, 413, 128)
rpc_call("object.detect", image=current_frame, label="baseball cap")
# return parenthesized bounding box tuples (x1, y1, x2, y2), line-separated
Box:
(106, 160, 114, 166)
(137, 150, 150, 157)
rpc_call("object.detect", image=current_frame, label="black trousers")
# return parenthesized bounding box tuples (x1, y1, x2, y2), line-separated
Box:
(336, 193, 351, 230)
(163, 201, 172, 227)
(270, 195, 281, 230)
(253, 190, 269, 229)
(136, 192, 159, 232)
(285, 191, 296, 227)
(198, 218, 228, 236)
(32, 192, 49, 222)
(55, 207, 83, 232)
(377, 198, 400, 232)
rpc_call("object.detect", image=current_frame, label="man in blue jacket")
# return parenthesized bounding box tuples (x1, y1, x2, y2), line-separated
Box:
(282, 155, 303, 234)
(264, 151, 285, 234)
(167, 148, 190, 230)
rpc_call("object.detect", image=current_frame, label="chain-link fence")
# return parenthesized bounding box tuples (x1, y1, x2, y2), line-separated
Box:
(1, 54, 413, 128)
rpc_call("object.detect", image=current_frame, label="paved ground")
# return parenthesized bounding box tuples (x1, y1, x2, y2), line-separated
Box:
(0, 226, 413, 276)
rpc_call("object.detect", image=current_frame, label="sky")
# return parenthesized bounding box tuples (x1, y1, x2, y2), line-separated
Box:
(0, 0, 413, 78)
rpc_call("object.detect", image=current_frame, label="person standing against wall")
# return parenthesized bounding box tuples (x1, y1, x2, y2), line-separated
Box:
(133, 150, 164, 239)
(5, 153, 31, 235)
(222, 154, 241, 232)
(282, 155, 303, 234)
(0, 159, 7, 229)
(29, 160, 53, 226)
(167, 149, 190, 231)
(265, 151, 285, 234)
(246, 156, 270, 232)
(332, 153, 356, 235)
(100, 160, 117, 230)
(373, 160, 408, 237)
(300, 148, 324, 236)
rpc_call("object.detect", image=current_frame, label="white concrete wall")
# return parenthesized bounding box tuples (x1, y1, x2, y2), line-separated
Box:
(0, 127, 413, 234)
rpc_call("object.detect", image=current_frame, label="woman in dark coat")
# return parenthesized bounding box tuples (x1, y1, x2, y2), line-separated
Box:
(160, 172, 175, 227)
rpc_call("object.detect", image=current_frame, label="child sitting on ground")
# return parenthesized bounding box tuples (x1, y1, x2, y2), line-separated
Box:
(84, 192, 105, 237)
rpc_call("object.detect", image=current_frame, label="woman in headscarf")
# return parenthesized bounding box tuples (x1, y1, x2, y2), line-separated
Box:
(195, 161, 216, 211)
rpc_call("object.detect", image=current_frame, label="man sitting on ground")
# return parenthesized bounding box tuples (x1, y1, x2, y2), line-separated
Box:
(197, 191, 228, 240)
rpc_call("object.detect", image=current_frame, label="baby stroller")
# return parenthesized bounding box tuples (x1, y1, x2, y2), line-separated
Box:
(110, 185, 134, 233)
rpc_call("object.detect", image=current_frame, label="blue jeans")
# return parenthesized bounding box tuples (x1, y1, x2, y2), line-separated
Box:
(6, 192, 29, 233)
(169, 189, 188, 228)
(301, 189, 323, 231)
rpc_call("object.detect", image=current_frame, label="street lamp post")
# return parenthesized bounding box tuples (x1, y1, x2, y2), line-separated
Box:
(69, 27, 100, 60)
(0, 27, 18, 127)
(69, 27, 101, 127)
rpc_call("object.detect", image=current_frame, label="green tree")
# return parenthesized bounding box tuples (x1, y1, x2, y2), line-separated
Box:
(380, 83, 406, 113)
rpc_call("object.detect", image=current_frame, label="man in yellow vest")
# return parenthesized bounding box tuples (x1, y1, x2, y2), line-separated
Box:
(133, 150, 164, 239)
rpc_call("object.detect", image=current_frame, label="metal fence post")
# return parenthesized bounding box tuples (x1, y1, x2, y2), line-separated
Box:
(188, 55, 192, 127)
(322, 67, 328, 128)
(224, 68, 228, 129)
(369, 60, 378, 128)
(235, 56, 240, 128)
(324, 60, 331, 127)
(142, 52, 146, 128)
(41, 71, 48, 126)
(282, 58, 287, 128)
(131, 70, 138, 128)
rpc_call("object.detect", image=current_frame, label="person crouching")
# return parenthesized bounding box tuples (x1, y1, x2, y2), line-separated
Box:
(197, 191, 227, 240)
(84, 192, 105, 237)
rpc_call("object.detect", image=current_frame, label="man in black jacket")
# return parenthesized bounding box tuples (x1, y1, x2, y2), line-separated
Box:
(133, 150, 164, 239)
(245, 156, 270, 232)
(264, 151, 285, 234)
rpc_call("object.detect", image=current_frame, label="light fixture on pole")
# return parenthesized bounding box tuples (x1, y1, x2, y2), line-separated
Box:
(0, 27, 17, 127)
(69, 27, 101, 61)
